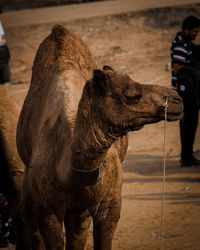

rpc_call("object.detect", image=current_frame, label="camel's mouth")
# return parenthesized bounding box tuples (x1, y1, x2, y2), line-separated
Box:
(161, 98, 183, 121)
(166, 112, 183, 121)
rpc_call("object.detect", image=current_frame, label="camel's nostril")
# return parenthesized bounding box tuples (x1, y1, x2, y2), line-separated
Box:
(172, 97, 182, 104)
(167, 95, 182, 105)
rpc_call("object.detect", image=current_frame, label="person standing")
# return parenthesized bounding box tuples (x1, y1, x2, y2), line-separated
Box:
(171, 15, 200, 167)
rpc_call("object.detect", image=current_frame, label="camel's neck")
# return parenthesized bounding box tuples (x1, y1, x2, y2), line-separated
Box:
(71, 111, 116, 171)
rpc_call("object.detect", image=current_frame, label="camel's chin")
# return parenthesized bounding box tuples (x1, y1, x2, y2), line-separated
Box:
(125, 124, 144, 132)
(133, 125, 144, 131)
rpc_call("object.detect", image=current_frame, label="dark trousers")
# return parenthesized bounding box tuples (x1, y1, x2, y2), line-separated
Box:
(180, 99, 199, 160)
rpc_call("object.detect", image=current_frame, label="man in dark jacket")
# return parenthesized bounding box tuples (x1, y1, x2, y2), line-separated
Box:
(171, 16, 200, 167)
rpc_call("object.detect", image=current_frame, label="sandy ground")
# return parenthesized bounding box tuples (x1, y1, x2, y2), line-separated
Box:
(2, 1, 200, 249)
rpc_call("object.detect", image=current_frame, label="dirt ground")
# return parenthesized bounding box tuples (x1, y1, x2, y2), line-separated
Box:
(2, 2, 200, 250)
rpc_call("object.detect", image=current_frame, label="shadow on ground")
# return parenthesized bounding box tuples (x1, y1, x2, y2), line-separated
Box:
(123, 153, 200, 176)
(122, 192, 200, 205)
(122, 154, 200, 206)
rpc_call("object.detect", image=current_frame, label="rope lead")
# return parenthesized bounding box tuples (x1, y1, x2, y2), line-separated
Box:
(160, 96, 168, 250)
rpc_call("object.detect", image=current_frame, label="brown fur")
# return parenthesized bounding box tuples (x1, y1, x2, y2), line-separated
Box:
(0, 86, 30, 249)
(17, 25, 183, 250)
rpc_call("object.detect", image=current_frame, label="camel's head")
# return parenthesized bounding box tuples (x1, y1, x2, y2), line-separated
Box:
(85, 67, 183, 136)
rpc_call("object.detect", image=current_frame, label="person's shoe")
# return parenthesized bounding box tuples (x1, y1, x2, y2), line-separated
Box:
(180, 156, 200, 167)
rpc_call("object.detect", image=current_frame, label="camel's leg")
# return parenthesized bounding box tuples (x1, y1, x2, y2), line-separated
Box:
(38, 213, 64, 250)
(13, 214, 32, 250)
(64, 209, 91, 250)
(21, 203, 45, 250)
(93, 197, 121, 250)
(5, 194, 32, 250)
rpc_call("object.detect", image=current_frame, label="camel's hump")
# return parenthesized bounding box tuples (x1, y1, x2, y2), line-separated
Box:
(51, 24, 70, 37)
(32, 24, 96, 81)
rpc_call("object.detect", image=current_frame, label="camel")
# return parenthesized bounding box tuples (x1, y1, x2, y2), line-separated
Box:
(0, 85, 30, 249)
(16, 25, 183, 250)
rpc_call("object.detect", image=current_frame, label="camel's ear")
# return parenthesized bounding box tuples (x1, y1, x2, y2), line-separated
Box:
(103, 65, 113, 71)
(93, 69, 107, 96)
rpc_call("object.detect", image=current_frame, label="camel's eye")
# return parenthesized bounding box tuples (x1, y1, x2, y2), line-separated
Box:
(125, 94, 142, 105)
(123, 81, 142, 105)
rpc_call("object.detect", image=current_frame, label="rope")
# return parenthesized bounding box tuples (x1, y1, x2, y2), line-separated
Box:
(160, 96, 168, 250)
(71, 161, 104, 185)
(71, 164, 100, 173)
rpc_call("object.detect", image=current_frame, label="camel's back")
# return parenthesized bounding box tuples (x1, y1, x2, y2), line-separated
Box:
(17, 25, 96, 167)
(0, 86, 21, 159)
(0, 86, 24, 193)
(0, 86, 20, 121)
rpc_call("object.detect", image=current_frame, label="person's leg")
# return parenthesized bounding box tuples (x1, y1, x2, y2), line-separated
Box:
(180, 99, 199, 165)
